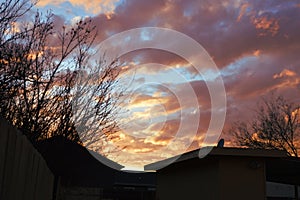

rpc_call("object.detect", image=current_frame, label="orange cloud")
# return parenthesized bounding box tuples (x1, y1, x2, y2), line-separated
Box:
(237, 3, 250, 22)
(61, 0, 300, 168)
(273, 69, 297, 79)
(36, 0, 119, 14)
(252, 16, 280, 36)
(253, 49, 261, 57)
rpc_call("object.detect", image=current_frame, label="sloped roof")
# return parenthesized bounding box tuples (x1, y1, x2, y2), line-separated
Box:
(145, 146, 300, 185)
(144, 147, 288, 171)
(36, 136, 156, 187)
(36, 136, 123, 186)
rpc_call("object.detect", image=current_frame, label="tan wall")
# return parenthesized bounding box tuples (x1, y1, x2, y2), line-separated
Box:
(219, 157, 265, 200)
(156, 156, 266, 200)
(157, 158, 220, 200)
(0, 118, 54, 200)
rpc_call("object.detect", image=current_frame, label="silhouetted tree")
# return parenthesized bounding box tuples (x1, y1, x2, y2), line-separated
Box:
(0, 0, 122, 149)
(230, 95, 299, 157)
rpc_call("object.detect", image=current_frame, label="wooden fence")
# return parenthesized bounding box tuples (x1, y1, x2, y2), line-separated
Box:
(0, 118, 54, 200)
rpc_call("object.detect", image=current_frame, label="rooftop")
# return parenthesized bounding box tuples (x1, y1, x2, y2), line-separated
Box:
(144, 146, 288, 171)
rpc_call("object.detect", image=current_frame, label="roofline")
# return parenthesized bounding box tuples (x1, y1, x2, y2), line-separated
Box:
(144, 147, 288, 171)
(88, 150, 124, 170)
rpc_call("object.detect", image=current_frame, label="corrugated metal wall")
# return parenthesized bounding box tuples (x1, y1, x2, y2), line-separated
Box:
(0, 118, 54, 200)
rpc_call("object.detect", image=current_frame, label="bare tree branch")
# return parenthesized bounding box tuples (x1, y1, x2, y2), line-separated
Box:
(0, 0, 124, 153)
(230, 95, 299, 157)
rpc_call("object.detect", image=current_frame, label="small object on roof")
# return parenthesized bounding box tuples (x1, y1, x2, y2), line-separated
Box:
(217, 138, 224, 148)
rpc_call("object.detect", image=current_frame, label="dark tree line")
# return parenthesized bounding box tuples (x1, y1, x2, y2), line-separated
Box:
(0, 0, 122, 150)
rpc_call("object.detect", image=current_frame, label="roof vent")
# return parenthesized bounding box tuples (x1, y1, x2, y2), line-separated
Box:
(217, 138, 224, 148)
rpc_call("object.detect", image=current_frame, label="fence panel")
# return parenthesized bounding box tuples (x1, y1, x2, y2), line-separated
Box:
(0, 118, 54, 200)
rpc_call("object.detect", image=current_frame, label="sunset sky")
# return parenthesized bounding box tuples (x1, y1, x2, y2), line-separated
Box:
(34, 0, 300, 169)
